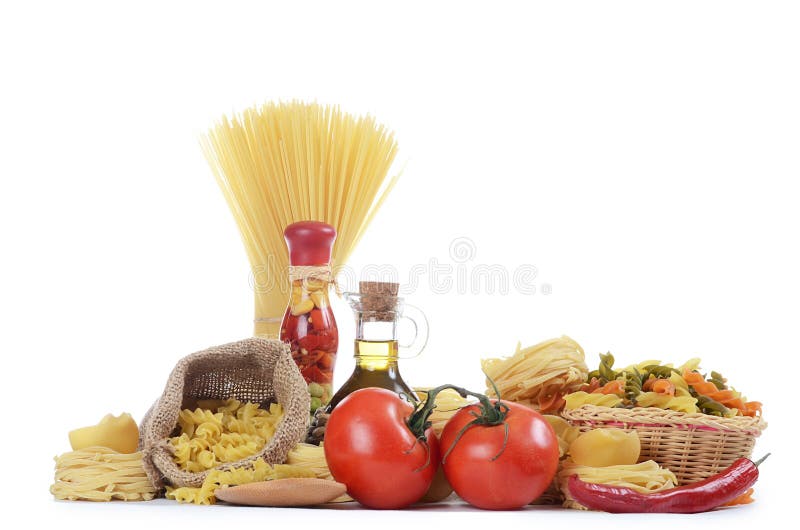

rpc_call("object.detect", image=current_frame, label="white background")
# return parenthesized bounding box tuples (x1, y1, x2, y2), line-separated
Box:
(1, 1, 798, 528)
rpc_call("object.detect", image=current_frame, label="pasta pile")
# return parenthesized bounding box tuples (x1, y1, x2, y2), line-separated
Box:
(414, 387, 472, 436)
(170, 399, 284, 472)
(564, 354, 762, 417)
(557, 460, 677, 510)
(166, 459, 314, 505)
(481, 336, 588, 413)
(51, 447, 156, 501)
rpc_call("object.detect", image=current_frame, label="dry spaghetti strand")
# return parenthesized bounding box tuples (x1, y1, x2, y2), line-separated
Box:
(201, 101, 399, 336)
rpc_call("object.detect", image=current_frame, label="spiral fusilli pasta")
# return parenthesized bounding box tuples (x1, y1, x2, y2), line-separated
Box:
(169, 399, 284, 472)
(635, 391, 698, 413)
(563, 391, 623, 410)
(166, 459, 314, 505)
(570, 355, 761, 417)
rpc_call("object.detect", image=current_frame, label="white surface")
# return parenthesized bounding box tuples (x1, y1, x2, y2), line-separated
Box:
(1, 1, 797, 528)
(43, 498, 769, 527)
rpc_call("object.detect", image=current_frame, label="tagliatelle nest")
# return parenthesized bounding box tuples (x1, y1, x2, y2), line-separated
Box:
(481, 336, 588, 413)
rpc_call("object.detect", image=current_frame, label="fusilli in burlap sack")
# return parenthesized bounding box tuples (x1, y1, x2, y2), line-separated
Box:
(139, 337, 310, 491)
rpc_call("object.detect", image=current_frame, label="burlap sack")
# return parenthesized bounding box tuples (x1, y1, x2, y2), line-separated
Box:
(139, 337, 310, 491)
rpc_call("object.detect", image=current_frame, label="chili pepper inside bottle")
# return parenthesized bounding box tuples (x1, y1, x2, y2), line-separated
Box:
(280, 221, 339, 412)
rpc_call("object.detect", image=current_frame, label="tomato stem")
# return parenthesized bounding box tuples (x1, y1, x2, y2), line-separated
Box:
(490, 422, 510, 462)
(406, 382, 509, 464)
(404, 437, 433, 472)
(441, 416, 480, 463)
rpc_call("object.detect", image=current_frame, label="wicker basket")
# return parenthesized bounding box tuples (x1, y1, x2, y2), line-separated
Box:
(560, 405, 767, 485)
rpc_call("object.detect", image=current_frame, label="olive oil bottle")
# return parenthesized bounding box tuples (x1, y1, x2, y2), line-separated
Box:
(326, 281, 428, 411)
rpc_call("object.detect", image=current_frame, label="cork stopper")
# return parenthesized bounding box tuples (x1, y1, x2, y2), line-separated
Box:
(359, 281, 399, 322)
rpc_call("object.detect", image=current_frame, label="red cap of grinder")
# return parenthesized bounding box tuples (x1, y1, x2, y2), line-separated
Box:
(284, 221, 337, 266)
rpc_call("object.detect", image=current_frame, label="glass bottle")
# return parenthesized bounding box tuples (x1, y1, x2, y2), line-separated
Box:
(326, 281, 428, 411)
(280, 221, 339, 410)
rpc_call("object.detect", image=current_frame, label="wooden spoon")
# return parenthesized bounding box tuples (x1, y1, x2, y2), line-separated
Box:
(214, 478, 347, 507)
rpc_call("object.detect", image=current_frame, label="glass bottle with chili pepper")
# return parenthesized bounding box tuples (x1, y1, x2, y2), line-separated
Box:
(280, 221, 339, 411)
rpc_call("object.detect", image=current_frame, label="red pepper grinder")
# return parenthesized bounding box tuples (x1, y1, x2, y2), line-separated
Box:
(280, 221, 339, 412)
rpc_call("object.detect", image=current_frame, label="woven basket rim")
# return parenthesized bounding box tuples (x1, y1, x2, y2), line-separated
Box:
(561, 404, 767, 435)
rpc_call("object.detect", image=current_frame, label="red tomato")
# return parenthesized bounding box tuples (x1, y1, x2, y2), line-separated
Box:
(324, 387, 440, 509)
(440, 400, 559, 510)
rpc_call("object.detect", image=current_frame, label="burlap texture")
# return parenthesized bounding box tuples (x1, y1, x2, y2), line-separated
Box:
(139, 337, 310, 491)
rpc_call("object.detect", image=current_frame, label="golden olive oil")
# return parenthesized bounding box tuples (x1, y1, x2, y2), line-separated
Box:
(326, 339, 416, 410)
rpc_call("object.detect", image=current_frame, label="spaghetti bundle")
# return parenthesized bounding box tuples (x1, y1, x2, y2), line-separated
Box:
(481, 336, 588, 413)
(201, 101, 400, 336)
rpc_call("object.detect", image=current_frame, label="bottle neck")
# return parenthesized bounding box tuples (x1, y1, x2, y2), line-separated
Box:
(355, 318, 397, 342)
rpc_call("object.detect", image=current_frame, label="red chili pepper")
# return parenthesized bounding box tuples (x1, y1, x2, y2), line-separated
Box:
(309, 308, 328, 331)
(568, 454, 769, 513)
(317, 352, 336, 370)
(298, 334, 321, 352)
(302, 364, 333, 384)
(316, 329, 338, 352)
